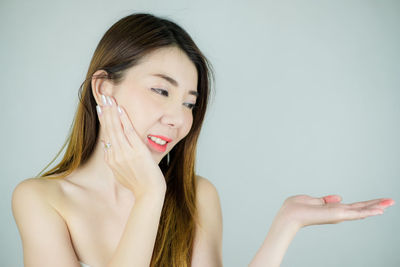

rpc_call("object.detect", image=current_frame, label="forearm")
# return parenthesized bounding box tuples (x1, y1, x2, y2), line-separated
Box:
(248, 214, 299, 267)
(107, 191, 165, 267)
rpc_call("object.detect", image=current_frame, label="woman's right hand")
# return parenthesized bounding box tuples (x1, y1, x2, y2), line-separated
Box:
(96, 94, 166, 199)
(277, 194, 395, 230)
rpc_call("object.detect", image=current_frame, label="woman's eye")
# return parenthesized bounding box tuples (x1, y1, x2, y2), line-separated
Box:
(184, 103, 196, 110)
(151, 88, 195, 110)
(151, 88, 168, 96)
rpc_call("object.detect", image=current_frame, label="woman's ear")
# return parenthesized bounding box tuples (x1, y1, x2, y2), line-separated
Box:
(91, 69, 114, 105)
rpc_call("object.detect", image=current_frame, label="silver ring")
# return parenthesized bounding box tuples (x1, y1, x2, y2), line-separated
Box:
(105, 142, 112, 149)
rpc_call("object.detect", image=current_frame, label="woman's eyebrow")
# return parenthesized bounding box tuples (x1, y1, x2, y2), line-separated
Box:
(151, 73, 199, 97)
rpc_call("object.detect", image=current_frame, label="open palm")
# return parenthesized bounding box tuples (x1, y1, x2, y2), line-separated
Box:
(278, 195, 394, 228)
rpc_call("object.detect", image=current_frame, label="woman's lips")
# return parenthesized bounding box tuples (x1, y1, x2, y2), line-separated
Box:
(149, 135, 172, 142)
(147, 136, 168, 152)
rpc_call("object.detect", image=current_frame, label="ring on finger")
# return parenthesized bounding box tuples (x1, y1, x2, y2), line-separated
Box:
(105, 142, 112, 149)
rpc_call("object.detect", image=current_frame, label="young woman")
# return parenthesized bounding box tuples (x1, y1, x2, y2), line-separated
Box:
(12, 13, 394, 267)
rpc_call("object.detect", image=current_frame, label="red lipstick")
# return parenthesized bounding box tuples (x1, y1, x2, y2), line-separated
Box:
(147, 135, 171, 153)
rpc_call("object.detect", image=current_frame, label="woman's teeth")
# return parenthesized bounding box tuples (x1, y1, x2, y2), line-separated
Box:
(148, 136, 167, 145)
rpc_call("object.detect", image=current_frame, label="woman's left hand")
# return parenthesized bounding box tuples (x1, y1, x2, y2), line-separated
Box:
(277, 194, 395, 229)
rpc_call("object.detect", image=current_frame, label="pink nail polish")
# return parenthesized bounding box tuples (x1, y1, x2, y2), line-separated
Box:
(380, 199, 395, 207)
(323, 195, 341, 203)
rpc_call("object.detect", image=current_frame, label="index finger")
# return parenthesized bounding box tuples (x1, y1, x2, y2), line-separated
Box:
(118, 105, 147, 150)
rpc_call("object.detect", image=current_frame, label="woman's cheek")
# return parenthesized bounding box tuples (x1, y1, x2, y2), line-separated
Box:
(184, 114, 194, 135)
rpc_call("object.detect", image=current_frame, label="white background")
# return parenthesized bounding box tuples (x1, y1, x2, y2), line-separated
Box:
(1, 0, 399, 266)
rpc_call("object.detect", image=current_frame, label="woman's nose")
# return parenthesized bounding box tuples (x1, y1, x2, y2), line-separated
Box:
(160, 104, 185, 128)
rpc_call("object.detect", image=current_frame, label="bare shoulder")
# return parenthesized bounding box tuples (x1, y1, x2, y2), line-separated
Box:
(11, 176, 66, 234)
(12, 177, 64, 211)
(12, 177, 78, 266)
(196, 175, 220, 201)
(191, 175, 223, 266)
(195, 174, 223, 231)
(13, 177, 51, 203)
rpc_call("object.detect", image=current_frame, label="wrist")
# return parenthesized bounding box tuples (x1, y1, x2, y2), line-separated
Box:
(136, 187, 166, 202)
(276, 199, 305, 230)
(249, 207, 300, 267)
(272, 210, 301, 235)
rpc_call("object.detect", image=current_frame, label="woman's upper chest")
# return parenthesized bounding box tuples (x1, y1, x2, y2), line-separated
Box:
(54, 179, 134, 266)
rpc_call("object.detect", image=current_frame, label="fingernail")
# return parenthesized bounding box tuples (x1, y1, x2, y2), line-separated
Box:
(323, 195, 341, 203)
(117, 105, 123, 115)
(101, 95, 107, 105)
(107, 96, 113, 106)
(372, 210, 384, 216)
(96, 105, 102, 116)
(380, 199, 395, 207)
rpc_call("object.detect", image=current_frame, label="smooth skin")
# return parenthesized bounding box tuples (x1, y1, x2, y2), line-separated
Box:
(12, 46, 394, 267)
(249, 195, 394, 267)
(12, 46, 223, 267)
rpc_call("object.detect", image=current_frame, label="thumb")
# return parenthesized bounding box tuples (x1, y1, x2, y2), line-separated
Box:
(322, 195, 342, 204)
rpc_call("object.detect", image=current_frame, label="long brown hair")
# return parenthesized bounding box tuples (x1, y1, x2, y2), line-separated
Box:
(37, 13, 214, 266)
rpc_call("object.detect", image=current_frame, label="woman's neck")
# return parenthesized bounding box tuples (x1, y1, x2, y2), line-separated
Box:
(73, 137, 135, 205)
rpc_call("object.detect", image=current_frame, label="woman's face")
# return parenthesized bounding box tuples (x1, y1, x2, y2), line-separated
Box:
(105, 46, 198, 163)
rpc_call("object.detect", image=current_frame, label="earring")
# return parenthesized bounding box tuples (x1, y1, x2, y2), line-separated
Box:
(167, 152, 170, 166)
